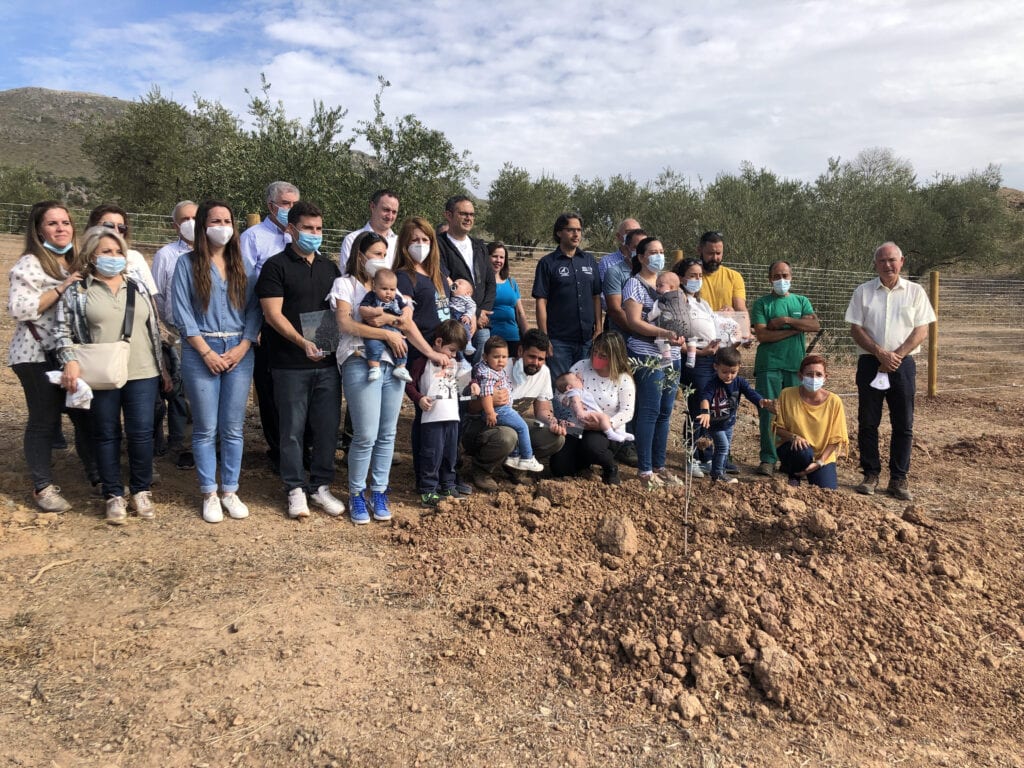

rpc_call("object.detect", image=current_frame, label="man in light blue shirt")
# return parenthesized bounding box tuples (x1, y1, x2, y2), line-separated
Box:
(240, 181, 300, 275)
(152, 200, 197, 326)
(240, 181, 301, 472)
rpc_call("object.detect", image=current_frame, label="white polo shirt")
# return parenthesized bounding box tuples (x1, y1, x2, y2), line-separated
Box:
(845, 276, 936, 355)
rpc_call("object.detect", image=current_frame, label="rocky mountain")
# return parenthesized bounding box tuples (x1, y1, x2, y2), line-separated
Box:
(0, 87, 128, 179)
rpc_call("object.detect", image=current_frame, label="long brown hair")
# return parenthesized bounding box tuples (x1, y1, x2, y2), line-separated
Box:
(25, 201, 75, 281)
(394, 216, 445, 295)
(190, 200, 246, 311)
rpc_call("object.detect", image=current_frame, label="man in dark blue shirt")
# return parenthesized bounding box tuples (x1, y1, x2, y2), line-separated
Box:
(532, 213, 602, 380)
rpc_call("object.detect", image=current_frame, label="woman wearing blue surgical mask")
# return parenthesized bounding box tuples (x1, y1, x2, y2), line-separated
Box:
(7, 201, 99, 512)
(771, 353, 848, 489)
(56, 226, 168, 525)
(171, 200, 261, 524)
(671, 257, 722, 477)
(620, 237, 686, 489)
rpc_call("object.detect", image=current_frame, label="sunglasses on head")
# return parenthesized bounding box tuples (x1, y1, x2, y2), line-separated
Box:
(102, 221, 128, 235)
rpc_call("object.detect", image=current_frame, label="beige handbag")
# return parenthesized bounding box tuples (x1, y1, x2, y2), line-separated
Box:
(73, 281, 136, 390)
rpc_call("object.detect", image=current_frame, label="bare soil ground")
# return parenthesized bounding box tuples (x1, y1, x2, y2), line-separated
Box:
(2, 234, 1023, 767)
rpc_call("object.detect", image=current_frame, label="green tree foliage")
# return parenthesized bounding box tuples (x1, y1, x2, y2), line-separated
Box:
(485, 164, 570, 247)
(0, 165, 57, 205)
(82, 86, 238, 214)
(357, 77, 478, 220)
(569, 174, 653, 251)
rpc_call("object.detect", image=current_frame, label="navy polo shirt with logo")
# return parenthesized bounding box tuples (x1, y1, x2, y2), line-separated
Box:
(255, 244, 340, 369)
(532, 248, 602, 342)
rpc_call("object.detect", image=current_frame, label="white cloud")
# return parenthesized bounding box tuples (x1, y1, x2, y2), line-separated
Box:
(3, 0, 1023, 197)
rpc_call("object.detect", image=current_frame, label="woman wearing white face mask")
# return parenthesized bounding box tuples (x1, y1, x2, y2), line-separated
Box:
(56, 226, 168, 525)
(331, 230, 447, 524)
(171, 200, 262, 523)
(771, 353, 848, 489)
(621, 237, 686, 489)
(392, 216, 453, 354)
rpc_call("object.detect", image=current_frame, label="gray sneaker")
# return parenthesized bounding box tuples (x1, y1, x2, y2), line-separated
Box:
(105, 496, 128, 525)
(887, 477, 913, 501)
(855, 474, 879, 495)
(130, 490, 155, 520)
(34, 485, 71, 513)
(757, 462, 776, 476)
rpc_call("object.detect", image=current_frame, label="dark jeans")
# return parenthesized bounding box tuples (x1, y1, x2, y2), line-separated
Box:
(418, 420, 459, 494)
(14, 362, 97, 491)
(92, 376, 159, 498)
(253, 336, 280, 460)
(156, 341, 188, 449)
(777, 442, 839, 489)
(548, 338, 593, 382)
(462, 417, 565, 473)
(856, 354, 916, 480)
(550, 430, 616, 477)
(681, 355, 715, 464)
(273, 366, 341, 492)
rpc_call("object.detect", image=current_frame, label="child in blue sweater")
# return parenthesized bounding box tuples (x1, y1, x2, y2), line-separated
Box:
(696, 347, 775, 483)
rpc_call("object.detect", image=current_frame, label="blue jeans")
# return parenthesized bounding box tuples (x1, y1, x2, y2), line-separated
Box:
(633, 356, 680, 473)
(682, 356, 715, 464)
(469, 327, 490, 365)
(91, 376, 159, 498)
(710, 425, 734, 479)
(181, 337, 254, 494)
(342, 356, 404, 496)
(364, 326, 407, 368)
(494, 404, 534, 459)
(161, 341, 189, 449)
(273, 366, 341, 492)
(777, 442, 839, 489)
(548, 338, 592, 382)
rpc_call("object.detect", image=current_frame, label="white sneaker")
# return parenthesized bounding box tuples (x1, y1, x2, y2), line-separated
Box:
(220, 493, 249, 520)
(310, 485, 345, 517)
(516, 457, 544, 473)
(202, 493, 224, 523)
(504, 455, 521, 470)
(287, 488, 310, 519)
(392, 365, 412, 382)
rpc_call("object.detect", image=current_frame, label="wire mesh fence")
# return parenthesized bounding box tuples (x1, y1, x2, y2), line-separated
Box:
(3, 201, 1022, 392)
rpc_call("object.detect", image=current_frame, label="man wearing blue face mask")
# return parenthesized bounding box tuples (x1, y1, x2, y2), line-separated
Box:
(240, 181, 300, 473)
(750, 260, 819, 476)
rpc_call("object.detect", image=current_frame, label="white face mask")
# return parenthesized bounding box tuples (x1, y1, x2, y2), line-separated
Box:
(408, 242, 430, 263)
(206, 225, 233, 246)
(364, 258, 387, 278)
(178, 219, 196, 242)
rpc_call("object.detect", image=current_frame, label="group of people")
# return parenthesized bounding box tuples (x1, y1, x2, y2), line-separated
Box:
(7, 187, 936, 526)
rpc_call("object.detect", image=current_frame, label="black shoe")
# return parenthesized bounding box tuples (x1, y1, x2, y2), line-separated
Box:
(602, 466, 621, 486)
(615, 442, 639, 468)
(724, 460, 740, 475)
(176, 451, 195, 470)
(454, 479, 473, 496)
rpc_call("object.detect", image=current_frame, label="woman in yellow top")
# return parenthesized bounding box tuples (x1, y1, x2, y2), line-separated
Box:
(772, 353, 848, 489)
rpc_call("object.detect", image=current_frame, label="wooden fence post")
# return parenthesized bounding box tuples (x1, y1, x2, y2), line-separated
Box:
(928, 271, 939, 397)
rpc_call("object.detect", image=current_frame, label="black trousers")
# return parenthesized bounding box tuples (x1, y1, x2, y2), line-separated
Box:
(855, 354, 916, 480)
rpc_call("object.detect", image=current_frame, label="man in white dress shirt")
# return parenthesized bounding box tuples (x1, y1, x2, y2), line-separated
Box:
(338, 189, 400, 269)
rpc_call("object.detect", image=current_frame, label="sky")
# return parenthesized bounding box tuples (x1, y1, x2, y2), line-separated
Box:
(2, 0, 1023, 194)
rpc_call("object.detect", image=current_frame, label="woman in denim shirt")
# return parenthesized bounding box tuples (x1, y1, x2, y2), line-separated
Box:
(171, 200, 262, 524)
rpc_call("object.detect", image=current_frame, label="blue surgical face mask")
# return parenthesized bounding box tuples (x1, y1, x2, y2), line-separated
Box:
(95, 256, 127, 277)
(274, 204, 290, 228)
(685, 278, 703, 294)
(43, 240, 73, 255)
(296, 232, 322, 253)
(772, 279, 791, 296)
(647, 252, 666, 271)
(802, 375, 825, 392)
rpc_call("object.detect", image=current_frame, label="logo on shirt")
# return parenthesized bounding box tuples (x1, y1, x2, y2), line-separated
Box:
(558, 266, 571, 277)
(581, 266, 593, 275)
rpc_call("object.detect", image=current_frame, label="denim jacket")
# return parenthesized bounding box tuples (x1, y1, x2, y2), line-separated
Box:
(54, 274, 165, 375)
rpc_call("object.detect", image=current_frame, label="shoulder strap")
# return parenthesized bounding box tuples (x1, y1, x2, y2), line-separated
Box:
(121, 280, 137, 341)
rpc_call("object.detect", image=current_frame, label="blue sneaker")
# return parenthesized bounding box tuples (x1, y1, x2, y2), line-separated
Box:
(349, 492, 370, 525)
(370, 490, 392, 522)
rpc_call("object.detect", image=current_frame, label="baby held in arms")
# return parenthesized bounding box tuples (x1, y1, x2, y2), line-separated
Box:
(556, 372, 634, 443)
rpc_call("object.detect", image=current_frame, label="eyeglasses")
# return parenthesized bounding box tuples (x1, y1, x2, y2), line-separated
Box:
(102, 222, 128, 235)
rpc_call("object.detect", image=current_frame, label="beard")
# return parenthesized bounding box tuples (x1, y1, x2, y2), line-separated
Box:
(702, 260, 720, 273)
(522, 363, 542, 376)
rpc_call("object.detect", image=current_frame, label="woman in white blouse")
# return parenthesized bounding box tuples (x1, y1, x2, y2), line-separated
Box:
(549, 331, 636, 485)
(6, 201, 98, 511)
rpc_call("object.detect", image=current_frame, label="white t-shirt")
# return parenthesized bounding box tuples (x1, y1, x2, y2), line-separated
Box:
(127, 249, 158, 296)
(446, 234, 475, 281)
(508, 358, 553, 403)
(419, 360, 462, 424)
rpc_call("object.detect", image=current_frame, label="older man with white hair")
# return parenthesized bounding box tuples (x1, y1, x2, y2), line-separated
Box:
(846, 242, 936, 501)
